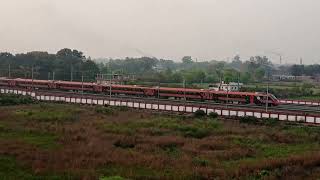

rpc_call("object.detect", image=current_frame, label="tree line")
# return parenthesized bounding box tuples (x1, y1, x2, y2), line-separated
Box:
(0, 49, 319, 84)
(290, 64, 320, 77)
(0, 49, 99, 81)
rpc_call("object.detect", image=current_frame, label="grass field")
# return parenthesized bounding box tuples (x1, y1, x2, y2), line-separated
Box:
(0, 103, 320, 179)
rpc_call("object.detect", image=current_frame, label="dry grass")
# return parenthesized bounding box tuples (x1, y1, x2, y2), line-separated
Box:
(0, 103, 319, 179)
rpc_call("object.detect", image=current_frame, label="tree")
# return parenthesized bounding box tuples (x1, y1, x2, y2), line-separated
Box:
(291, 65, 304, 76)
(171, 72, 183, 83)
(230, 55, 242, 69)
(223, 69, 237, 83)
(255, 67, 266, 81)
(194, 69, 206, 83)
(240, 72, 251, 83)
(182, 56, 193, 64)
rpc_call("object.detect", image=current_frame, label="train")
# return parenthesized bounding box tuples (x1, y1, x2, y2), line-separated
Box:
(0, 77, 280, 106)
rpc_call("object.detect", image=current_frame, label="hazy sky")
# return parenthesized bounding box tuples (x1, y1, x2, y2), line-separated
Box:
(0, 0, 319, 64)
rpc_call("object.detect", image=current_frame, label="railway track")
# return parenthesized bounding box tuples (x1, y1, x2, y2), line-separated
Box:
(2, 87, 320, 124)
(1, 87, 320, 114)
(17, 89, 320, 114)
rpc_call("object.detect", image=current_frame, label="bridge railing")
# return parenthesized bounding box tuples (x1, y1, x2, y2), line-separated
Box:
(280, 99, 320, 106)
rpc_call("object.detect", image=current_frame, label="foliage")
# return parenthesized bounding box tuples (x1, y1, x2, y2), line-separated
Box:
(2, 48, 320, 89)
(113, 139, 136, 149)
(194, 109, 206, 118)
(95, 106, 116, 115)
(15, 104, 82, 122)
(100, 176, 125, 180)
(239, 116, 279, 126)
(192, 157, 210, 167)
(1, 103, 320, 179)
(0, 94, 35, 106)
(0, 156, 75, 180)
(0, 49, 99, 81)
(261, 118, 280, 126)
(241, 83, 315, 99)
(208, 112, 219, 119)
(95, 106, 129, 115)
(102, 117, 222, 138)
(0, 128, 58, 149)
(182, 56, 193, 64)
(239, 116, 259, 124)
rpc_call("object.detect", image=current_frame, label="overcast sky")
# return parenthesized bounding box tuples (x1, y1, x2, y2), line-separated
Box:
(0, 0, 319, 64)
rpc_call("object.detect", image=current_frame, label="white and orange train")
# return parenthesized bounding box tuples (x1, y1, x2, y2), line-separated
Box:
(0, 78, 280, 106)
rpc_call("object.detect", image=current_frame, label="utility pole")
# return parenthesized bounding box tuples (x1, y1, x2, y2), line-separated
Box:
(226, 87, 229, 109)
(157, 78, 160, 110)
(266, 71, 269, 112)
(237, 72, 240, 92)
(81, 72, 84, 102)
(183, 79, 186, 111)
(53, 72, 55, 81)
(183, 79, 186, 101)
(8, 64, 11, 78)
(158, 79, 160, 99)
(109, 72, 112, 99)
(31, 66, 34, 90)
(70, 65, 73, 82)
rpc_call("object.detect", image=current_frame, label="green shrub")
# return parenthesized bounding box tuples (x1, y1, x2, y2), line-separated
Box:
(95, 106, 129, 115)
(95, 106, 115, 115)
(161, 143, 181, 158)
(239, 116, 259, 124)
(100, 176, 125, 180)
(15, 109, 77, 122)
(114, 106, 129, 112)
(194, 109, 206, 118)
(192, 157, 210, 167)
(182, 128, 210, 139)
(0, 94, 35, 106)
(261, 118, 279, 126)
(113, 139, 135, 149)
(208, 112, 219, 119)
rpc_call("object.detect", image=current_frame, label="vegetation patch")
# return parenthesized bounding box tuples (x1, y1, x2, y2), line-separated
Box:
(194, 109, 206, 118)
(160, 142, 182, 158)
(95, 106, 116, 115)
(0, 103, 319, 179)
(95, 106, 130, 116)
(208, 112, 219, 119)
(192, 157, 210, 167)
(99, 165, 167, 180)
(102, 117, 222, 139)
(100, 176, 125, 180)
(281, 125, 320, 140)
(0, 125, 58, 149)
(240, 116, 280, 126)
(14, 104, 82, 122)
(113, 137, 136, 149)
(0, 94, 36, 106)
(0, 156, 75, 180)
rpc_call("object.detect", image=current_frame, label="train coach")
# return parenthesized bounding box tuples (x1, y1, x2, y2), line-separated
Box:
(0, 78, 279, 106)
